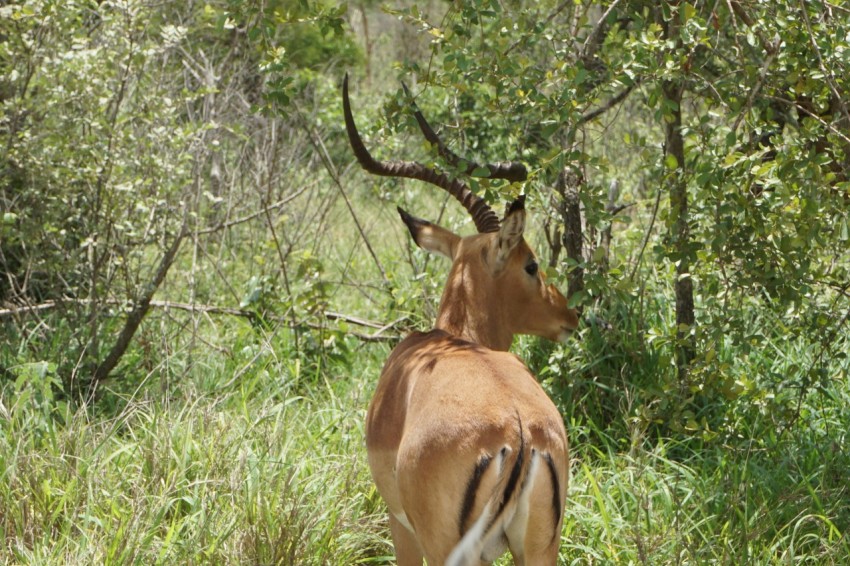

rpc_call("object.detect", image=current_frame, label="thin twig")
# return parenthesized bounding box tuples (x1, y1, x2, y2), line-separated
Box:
(582, 0, 623, 60)
(195, 185, 310, 235)
(824, 1, 850, 15)
(780, 280, 850, 437)
(295, 105, 389, 286)
(732, 43, 778, 133)
(797, 0, 850, 127)
(629, 183, 662, 282)
(261, 132, 300, 349)
(766, 95, 850, 146)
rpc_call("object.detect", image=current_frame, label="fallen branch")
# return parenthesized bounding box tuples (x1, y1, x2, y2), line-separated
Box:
(0, 299, 404, 343)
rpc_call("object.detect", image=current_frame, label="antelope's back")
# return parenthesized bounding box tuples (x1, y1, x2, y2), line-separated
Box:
(366, 329, 567, 471)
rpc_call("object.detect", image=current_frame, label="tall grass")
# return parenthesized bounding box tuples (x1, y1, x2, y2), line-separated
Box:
(0, 339, 390, 565)
(3, 321, 847, 564)
(559, 431, 850, 564)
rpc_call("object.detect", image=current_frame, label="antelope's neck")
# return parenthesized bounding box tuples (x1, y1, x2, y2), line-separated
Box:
(436, 319, 511, 352)
(434, 266, 513, 351)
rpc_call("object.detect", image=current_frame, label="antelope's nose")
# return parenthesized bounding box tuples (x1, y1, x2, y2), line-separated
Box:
(565, 307, 580, 330)
(548, 283, 579, 330)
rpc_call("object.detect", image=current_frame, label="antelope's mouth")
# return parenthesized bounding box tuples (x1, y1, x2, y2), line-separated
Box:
(552, 325, 576, 344)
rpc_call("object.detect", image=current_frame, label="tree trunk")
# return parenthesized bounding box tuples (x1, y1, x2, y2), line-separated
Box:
(658, 2, 695, 382)
(662, 79, 695, 380)
(555, 167, 585, 304)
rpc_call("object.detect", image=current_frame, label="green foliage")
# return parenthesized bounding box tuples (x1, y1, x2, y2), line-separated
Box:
(1, 0, 849, 562)
(0, 0, 361, 393)
(2, 0, 199, 387)
(222, 0, 360, 111)
(373, 0, 850, 440)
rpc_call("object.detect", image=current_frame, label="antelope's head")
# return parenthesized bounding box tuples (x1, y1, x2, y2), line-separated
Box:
(343, 75, 579, 351)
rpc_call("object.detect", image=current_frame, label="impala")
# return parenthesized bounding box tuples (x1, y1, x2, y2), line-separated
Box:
(343, 75, 580, 565)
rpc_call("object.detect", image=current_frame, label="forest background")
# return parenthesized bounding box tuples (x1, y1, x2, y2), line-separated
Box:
(1, 0, 849, 563)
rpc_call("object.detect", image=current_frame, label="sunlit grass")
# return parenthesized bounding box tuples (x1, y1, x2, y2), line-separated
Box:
(558, 434, 850, 564)
(3, 345, 847, 565)
(0, 352, 390, 565)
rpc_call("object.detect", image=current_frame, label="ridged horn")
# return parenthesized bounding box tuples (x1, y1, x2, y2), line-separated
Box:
(401, 82, 527, 184)
(343, 73, 504, 233)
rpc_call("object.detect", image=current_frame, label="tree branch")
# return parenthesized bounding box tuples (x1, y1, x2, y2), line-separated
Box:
(797, 0, 850, 127)
(503, 0, 573, 57)
(92, 220, 187, 385)
(577, 81, 640, 127)
(581, 0, 624, 61)
(195, 185, 310, 235)
(296, 104, 389, 286)
(554, 168, 585, 303)
(731, 42, 779, 133)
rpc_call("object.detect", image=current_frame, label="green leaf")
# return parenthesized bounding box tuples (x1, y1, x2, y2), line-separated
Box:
(567, 290, 587, 308)
(681, 3, 696, 23)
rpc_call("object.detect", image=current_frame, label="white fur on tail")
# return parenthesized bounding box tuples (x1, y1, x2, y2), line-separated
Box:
(445, 500, 493, 566)
(446, 448, 541, 566)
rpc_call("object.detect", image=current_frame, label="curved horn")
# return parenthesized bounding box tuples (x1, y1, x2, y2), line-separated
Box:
(401, 82, 527, 184)
(343, 73, 502, 233)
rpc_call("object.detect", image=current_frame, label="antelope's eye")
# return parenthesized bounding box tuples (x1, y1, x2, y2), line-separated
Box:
(524, 261, 538, 276)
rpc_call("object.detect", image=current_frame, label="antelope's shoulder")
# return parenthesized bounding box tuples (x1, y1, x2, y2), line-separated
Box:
(383, 330, 528, 377)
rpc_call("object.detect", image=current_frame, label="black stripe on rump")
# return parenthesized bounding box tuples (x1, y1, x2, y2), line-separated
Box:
(496, 436, 524, 518)
(459, 454, 492, 537)
(491, 415, 525, 527)
(542, 452, 562, 541)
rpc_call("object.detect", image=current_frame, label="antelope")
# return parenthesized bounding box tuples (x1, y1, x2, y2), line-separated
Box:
(343, 75, 580, 565)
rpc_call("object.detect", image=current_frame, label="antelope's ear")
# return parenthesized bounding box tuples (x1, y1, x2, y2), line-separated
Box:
(492, 196, 526, 271)
(398, 207, 461, 260)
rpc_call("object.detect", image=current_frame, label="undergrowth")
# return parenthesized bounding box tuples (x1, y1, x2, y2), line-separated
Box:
(0, 333, 389, 564)
(3, 311, 848, 564)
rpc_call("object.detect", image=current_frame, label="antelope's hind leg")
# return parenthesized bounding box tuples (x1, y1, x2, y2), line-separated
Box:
(389, 513, 424, 566)
(507, 452, 564, 566)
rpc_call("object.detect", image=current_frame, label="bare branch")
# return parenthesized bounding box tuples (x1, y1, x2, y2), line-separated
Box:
(824, 1, 850, 15)
(766, 95, 850, 146)
(195, 184, 311, 235)
(92, 220, 187, 385)
(630, 183, 662, 282)
(305, 84, 390, 281)
(577, 80, 640, 127)
(582, 0, 623, 61)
